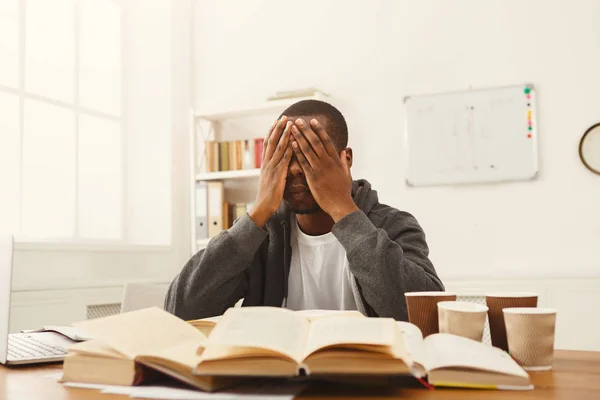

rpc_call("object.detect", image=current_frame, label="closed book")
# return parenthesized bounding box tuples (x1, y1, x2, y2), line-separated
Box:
(236, 141, 243, 170)
(228, 141, 236, 171)
(234, 203, 246, 220)
(219, 142, 229, 172)
(212, 141, 220, 172)
(222, 201, 231, 230)
(206, 141, 215, 173)
(242, 140, 255, 170)
(254, 138, 264, 168)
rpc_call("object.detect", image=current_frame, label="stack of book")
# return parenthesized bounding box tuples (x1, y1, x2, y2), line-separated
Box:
(64, 307, 533, 392)
(205, 139, 264, 173)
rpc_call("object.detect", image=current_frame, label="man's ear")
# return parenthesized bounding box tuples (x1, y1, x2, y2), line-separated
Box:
(341, 147, 353, 168)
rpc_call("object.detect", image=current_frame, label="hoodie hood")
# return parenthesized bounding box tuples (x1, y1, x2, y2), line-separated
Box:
(351, 179, 379, 215)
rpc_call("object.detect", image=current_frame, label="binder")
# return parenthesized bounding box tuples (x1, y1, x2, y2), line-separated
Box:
(195, 182, 208, 240)
(207, 181, 224, 237)
(243, 139, 255, 170)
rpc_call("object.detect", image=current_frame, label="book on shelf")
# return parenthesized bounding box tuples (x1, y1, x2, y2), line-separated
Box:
(203, 139, 263, 173)
(219, 142, 229, 172)
(221, 202, 255, 230)
(254, 138, 264, 169)
(195, 307, 532, 390)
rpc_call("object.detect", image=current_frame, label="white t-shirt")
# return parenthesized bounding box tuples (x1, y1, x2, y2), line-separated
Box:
(285, 215, 358, 311)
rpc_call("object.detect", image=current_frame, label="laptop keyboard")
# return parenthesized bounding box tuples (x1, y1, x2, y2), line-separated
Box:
(7, 334, 67, 360)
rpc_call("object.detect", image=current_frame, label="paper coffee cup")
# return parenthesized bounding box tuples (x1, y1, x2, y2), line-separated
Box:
(405, 292, 456, 337)
(437, 301, 488, 341)
(486, 292, 538, 352)
(503, 307, 556, 371)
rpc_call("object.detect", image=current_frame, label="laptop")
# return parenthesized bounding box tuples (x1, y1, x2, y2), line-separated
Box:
(0, 235, 72, 365)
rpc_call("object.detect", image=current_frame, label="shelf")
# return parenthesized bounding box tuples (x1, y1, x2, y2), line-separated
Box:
(195, 93, 328, 121)
(195, 169, 261, 181)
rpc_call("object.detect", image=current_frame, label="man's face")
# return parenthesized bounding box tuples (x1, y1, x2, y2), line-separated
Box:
(283, 115, 330, 215)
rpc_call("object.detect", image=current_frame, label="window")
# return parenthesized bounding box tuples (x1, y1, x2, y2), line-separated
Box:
(0, 0, 123, 242)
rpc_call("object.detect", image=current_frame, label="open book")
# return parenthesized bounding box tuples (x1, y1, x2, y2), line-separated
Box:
(71, 308, 231, 391)
(396, 322, 532, 390)
(187, 309, 363, 337)
(195, 307, 532, 390)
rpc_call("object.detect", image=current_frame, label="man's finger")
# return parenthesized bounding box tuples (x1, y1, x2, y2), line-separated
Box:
(277, 145, 294, 169)
(291, 140, 313, 173)
(271, 121, 292, 165)
(264, 116, 288, 162)
(310, 119, 337, 157)
(295, 118, 325, 158)
(291, 124, 318, 167)
(262, 119, 278, 161)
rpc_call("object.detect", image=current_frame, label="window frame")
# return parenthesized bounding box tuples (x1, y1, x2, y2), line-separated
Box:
(0, 0, 159, 251)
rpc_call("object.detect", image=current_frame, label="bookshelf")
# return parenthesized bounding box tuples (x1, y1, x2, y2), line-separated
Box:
(190, 92, 329, 254)
(195, 168, 261, 182)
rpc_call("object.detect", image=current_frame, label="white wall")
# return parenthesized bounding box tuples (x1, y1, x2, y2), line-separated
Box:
(192, 0, 600, 350)
(192, 0, 600, 281)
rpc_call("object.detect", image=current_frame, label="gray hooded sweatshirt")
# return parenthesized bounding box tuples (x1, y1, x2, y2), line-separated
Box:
(165, 179, 444, 321)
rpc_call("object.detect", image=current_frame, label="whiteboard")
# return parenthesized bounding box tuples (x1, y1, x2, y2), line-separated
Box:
(405, 85, 538, 186)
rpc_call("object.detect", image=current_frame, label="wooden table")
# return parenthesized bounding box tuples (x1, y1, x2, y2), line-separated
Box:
(1, 350, 599, 399)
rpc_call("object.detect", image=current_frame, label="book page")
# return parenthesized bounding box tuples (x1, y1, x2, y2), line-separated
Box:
(302, 317, 406, 360)
(424, 334, 528, 378)
(140, 340, 202, 369)
(203, 307, 310, 363)
(396, 322, 427, 377)
(68, 339, 125, 358)
(295, 310, 365, 321)
(73, 307, 207, 359)
(188, 316, 221, 325)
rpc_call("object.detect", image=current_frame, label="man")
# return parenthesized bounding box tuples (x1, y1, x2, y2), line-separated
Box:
(165, 100, 444, 321)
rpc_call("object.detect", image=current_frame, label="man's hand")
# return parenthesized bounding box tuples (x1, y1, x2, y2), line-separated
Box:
(249, 116, 294, 228)
(291, 118, 359, 222)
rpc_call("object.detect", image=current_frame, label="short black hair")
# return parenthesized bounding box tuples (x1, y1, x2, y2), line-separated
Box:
(280, 100, 348, 150)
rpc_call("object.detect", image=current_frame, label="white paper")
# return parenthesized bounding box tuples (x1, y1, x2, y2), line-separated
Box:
(22, 325, 93, 341)
(120, 381, 306, 400)
(59, 378, 305, 400)
(44, 325, 94, 341)
(43, 372, 64, 381)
